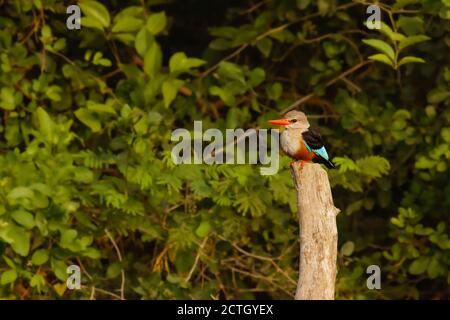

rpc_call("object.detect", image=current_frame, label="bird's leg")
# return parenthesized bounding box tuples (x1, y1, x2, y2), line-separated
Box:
(289, 160, 305, 170)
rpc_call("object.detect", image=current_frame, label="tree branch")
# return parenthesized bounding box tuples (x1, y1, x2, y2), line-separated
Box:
(290, 163, 340, 299)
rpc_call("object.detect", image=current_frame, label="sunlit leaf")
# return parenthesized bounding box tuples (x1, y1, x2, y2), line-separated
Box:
(80, 1, 110, 28)
(368, 53, 394, 67)
(399, 35, 430, 50)
(362, 39, 395, 61)
(398, 56, 426, 67)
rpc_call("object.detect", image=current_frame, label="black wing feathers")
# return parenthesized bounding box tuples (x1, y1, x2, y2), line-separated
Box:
(302, 127, 324, 149)
(302, 127, 335, 169)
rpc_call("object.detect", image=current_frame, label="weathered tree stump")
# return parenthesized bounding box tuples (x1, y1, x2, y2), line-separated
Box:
(290, 163, 340, 300)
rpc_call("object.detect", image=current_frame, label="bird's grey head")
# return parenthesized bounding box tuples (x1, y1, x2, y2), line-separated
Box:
(283, 110, 310, 130)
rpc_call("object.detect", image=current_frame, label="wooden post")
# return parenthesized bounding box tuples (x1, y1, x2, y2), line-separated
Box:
(290, 163, 340, 300)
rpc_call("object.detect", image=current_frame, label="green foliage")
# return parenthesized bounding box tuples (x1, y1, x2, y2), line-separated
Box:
(363, 17, 430, 69)
(0, 0, 449, 300)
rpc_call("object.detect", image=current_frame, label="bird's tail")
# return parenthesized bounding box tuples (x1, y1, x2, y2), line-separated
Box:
(316, 157, 335, 169)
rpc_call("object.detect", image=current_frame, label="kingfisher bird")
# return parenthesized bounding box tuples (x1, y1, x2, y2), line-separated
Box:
(268, 110, 335, 169)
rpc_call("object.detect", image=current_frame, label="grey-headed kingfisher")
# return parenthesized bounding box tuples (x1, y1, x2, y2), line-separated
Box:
(269, 110, 335, 169)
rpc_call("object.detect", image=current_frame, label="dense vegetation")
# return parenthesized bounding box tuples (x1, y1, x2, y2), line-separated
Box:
(0, 0, 449, 299)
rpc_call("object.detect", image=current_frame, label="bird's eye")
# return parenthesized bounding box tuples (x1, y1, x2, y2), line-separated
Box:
(290, 119, 297, 123)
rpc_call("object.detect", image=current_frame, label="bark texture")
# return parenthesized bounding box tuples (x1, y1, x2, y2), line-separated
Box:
(291, 163, 340, 300)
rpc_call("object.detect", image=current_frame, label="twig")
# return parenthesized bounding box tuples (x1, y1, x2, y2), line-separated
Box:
(50, 50, 123, 105)
(200, 44, 249, 78)
(185, 236, 209, 282)
(202, 127, 260, 163)
(90, 286, 96, 300)
(280, 93, 315, 116)
(341, 76, 362, 92)
(217, 235, 274, 261)
(218, 235, 297, 286)
(239, 0, 271, 15)
(105, 229, 126, 300)
(82, 285, 122, 300)
(76, 257, 93, 281)
(229, 266, 294, 297)
(200, 2, 358, 80)
(280, 60, 372, 115)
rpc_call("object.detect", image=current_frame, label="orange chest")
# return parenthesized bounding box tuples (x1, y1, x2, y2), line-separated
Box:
(293, 140, 316, 161)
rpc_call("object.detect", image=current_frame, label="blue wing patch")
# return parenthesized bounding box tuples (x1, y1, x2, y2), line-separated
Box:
(305, 143, 329, 160)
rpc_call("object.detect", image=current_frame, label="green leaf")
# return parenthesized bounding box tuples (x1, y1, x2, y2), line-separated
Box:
(1, 87, 15, 110)
(217, 61, 245, 84)
(33, 0, 43, 9)
(415, 156, 434, 169)
(297, 0, 312, 9)
(80, 16, 104, 31)
(169, 52, 206, 74)
(333, 157, 360, 172)
(74, 167, 94, 183)
(41, 25, 52, 42)
(45, 85, 62, 101)
(135, 28, 154, 57)
(357, 156, 390, 178)
(7, 226, 31, 256)
(362, 39, 395, 61)
(368, 54, 394, 67)
(209, 26, 238, 38)
(409, 257, 429, 275)
(1, 269, 17, 285)
(209, 38, 232, 50)
(441, 127, 450, 143)
(318, 0, 332, 15)
(340, 241, 355, 256)
(51, 258, 67, 281)
(114, 6, 143, 21)
(392, 0, 419, 10)
(256, 38, 272, 57)
(82, 247, 101, 259)
(266, 82, 282, 100)
(106, 262, 122, 278)
(31, 249, 49, 265)
(399, 35, 430, 50)
(146, 12, 167, 35)
(248, 68, 265, 87)
(112, 16, 143, 33)
(144, 41, 162, 78)
(3, 256, 15, 269)
(92, 52, 112, 66)
(162, 79, 184, 107)
(427, 88, 450, 104)
(30, 274, 45, 289)
(60, 229, 78, 249)
(36, 107, 54, 141)
(378, 22, 405, 42)
(7, 187, 34, 200)
(113, 33, 135, 45)
(398, 56, 425, 67)
(87, 102, 116, 114)
(195, 221, 211, 238)
(209, 86, 235, 106)
(396, 16, 424, 36)
(79, 1, 110, 28)
(427, 257, 443, 279)
(75, 108, 102, 132)
(12, 210, 35, 230)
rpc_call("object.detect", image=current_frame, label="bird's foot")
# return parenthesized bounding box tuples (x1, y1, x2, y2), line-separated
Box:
(290, 160, 305, 171)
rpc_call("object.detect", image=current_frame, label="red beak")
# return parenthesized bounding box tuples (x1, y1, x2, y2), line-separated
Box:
(268, 119, 290, 126)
